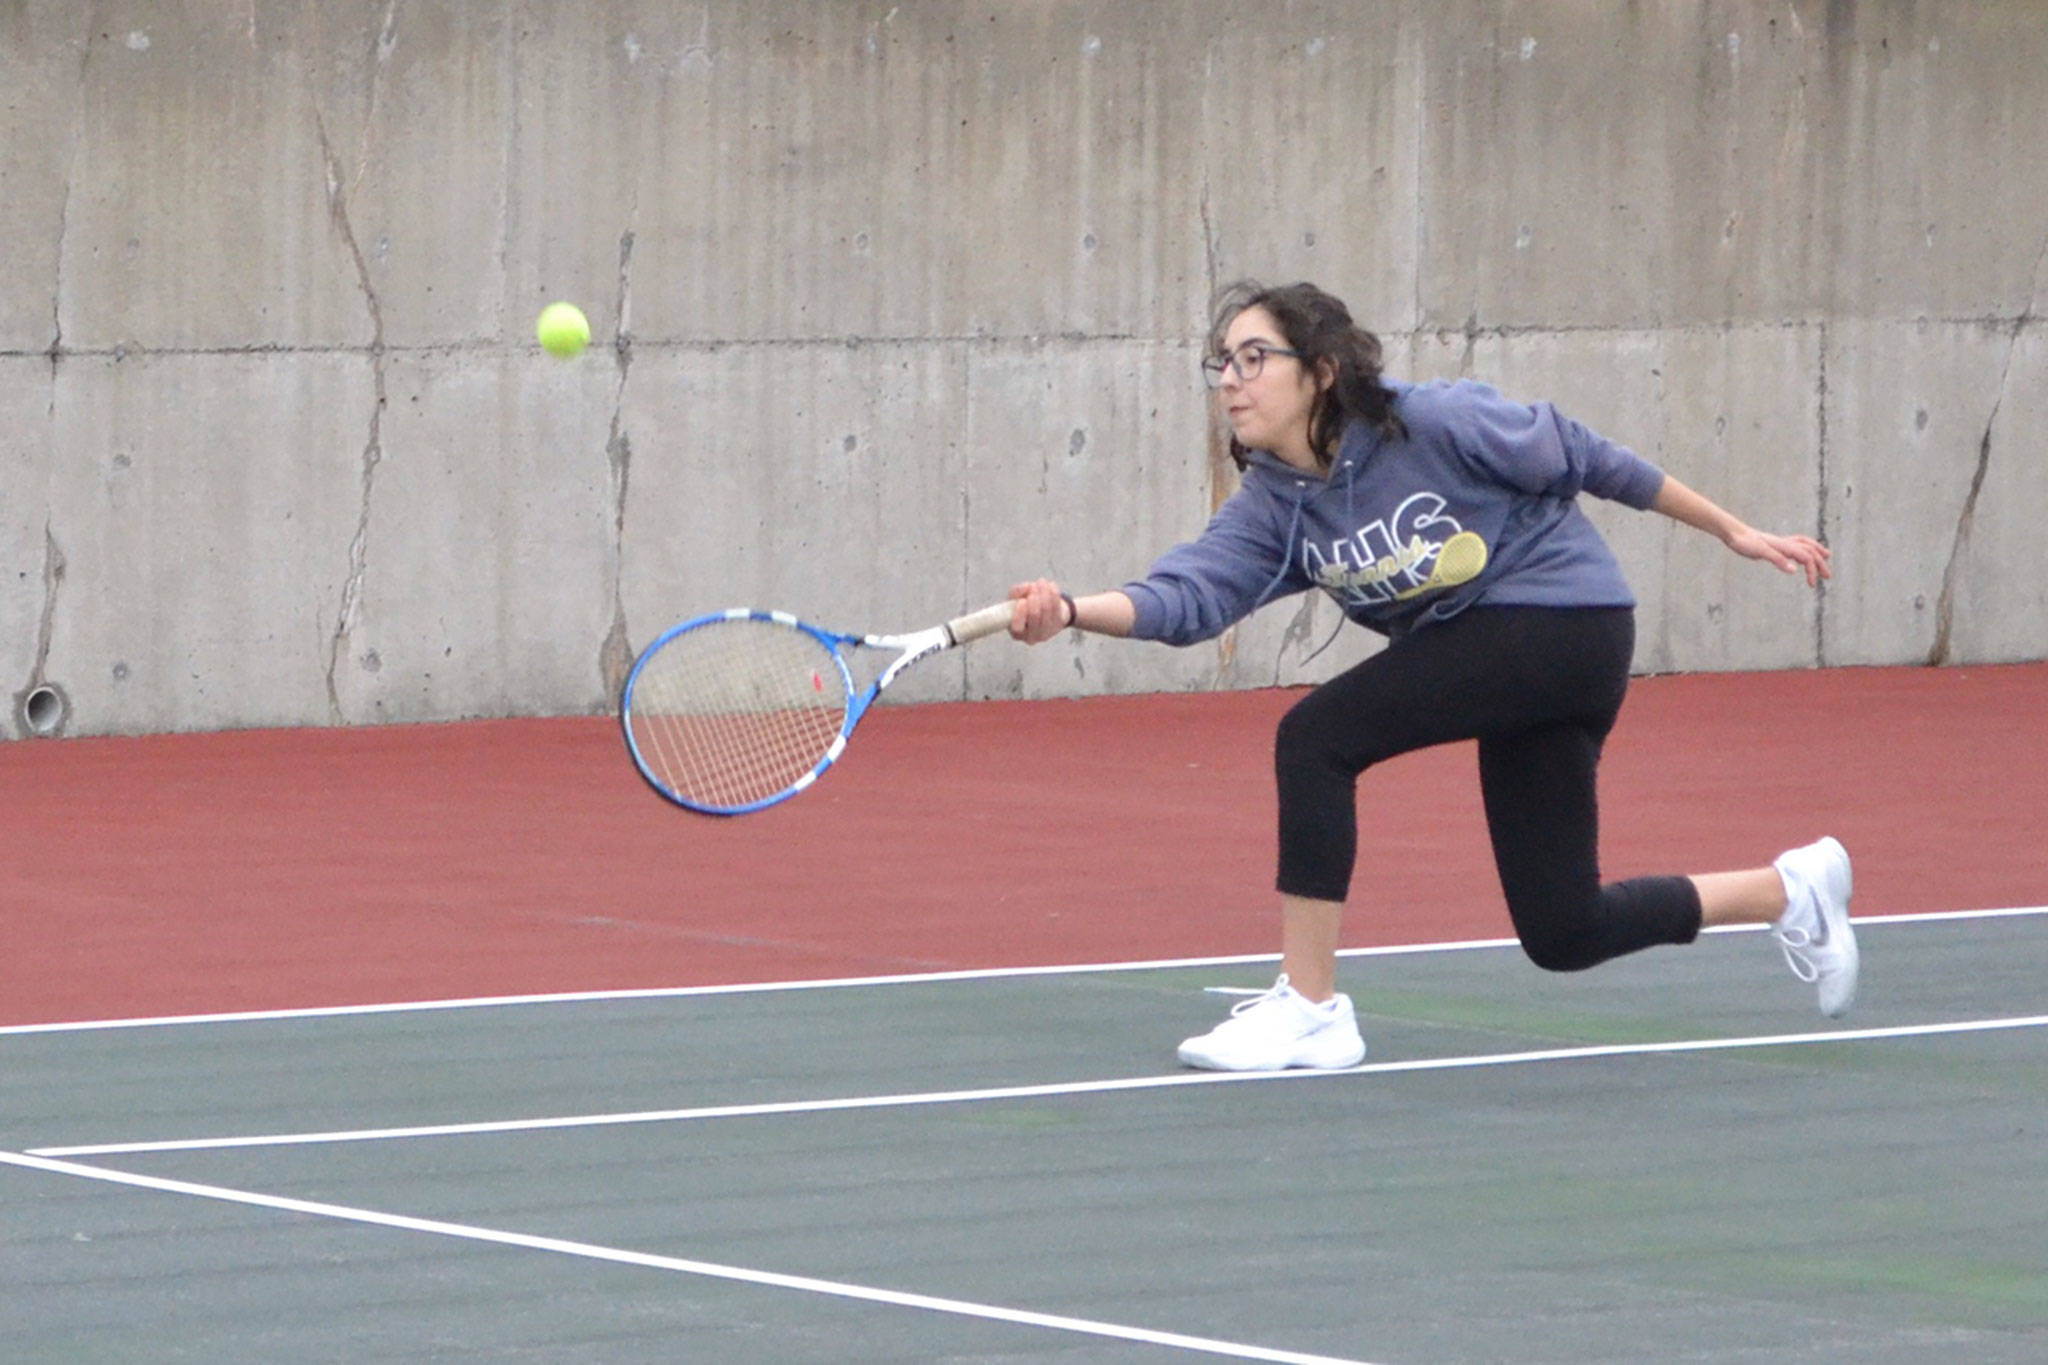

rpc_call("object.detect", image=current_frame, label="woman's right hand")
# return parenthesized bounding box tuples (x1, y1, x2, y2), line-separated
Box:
(1007, 579, 1074, 644)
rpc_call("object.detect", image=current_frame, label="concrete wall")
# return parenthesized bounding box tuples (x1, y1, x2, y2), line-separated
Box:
(4, 0, 2045, 738)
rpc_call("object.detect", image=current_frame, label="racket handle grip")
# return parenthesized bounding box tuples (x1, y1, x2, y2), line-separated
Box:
(945, 601, 1016, 646)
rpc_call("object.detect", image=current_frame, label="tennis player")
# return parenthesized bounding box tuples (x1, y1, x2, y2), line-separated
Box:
(1008, 280, 1856, 1071)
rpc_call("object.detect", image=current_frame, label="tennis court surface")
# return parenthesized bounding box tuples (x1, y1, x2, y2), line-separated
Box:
(4, 665, 2045, 1361)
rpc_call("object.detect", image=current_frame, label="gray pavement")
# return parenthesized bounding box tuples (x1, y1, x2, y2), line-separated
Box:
(5, 913, 2045, 1362)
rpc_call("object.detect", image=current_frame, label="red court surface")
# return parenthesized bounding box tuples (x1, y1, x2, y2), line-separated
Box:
(3, 663, 2043, 1026)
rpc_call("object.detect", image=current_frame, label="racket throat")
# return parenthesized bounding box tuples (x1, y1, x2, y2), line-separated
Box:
(867, 626, 951, 692)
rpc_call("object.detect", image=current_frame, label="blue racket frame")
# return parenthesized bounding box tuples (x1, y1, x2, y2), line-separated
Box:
(622, 601, 1014, 816)
(620, 608, 866, 816)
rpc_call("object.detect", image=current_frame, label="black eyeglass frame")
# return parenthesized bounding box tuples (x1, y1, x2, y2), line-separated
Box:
(1200, 342, 1303, 388)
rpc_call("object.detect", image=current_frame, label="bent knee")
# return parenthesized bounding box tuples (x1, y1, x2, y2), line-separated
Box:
(1274, 695, 1382, 780)
(1516, 923, 1605, 973)
(1273, 696, 1323, 759)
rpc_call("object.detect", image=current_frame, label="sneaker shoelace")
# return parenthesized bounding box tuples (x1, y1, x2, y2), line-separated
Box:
(1206, 977, 1308, 1033)
(1229, 979, 1295, 1017)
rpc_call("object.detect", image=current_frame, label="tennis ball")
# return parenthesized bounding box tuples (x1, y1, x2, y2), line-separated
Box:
(536, 301, 590, 358)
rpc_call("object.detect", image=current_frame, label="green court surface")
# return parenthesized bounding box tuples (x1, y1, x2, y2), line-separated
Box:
(4, 912, 2045, 1363)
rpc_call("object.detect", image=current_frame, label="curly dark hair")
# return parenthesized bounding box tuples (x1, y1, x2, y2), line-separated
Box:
(1207, 280, 1404, 472)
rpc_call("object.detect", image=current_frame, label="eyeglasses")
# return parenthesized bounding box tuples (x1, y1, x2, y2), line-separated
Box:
(1201, 341, 1302, 388)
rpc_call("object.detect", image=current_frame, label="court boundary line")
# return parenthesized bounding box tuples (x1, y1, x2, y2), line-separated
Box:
(31, 1012, 2048, 1159)
(0, 1150, 1379, 1365)
(4, 904, 2041, 1038)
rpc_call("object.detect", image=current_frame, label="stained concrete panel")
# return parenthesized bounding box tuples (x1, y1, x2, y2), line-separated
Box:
(1818, 320, 2017, 667)
(56, 5, 371, 350)
(506, 3, 1422, 349)
(1815, 2, 2048, 323)
(302, 3, 518, 349)
(509, 2, 1210, 347)
(2, 360, 59, 737)
(615, 341, 977, 706)
(0, 4, 85, 352)
(329, 352, 619, 726)
(957, 339, 1216, 700)
(41, 354, 371, 734)
(1193, 7, 1423, 334)
(1941, 323, 2048, 666)
(1411, 325, 1824, 674)
(59, 1, 516, 351)
(1418, 4, 1832, 330)
(1418, 2, 2048, 330)
(499, 1, 698, 355)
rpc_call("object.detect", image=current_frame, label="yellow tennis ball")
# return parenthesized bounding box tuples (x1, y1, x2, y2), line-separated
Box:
(536, 301, 590, 358)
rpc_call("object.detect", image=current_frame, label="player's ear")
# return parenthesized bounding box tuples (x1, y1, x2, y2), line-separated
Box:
(1314, 357, 1337, 393)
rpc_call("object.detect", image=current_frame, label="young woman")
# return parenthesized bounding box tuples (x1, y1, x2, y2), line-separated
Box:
(1007, 281, 1856, 1072)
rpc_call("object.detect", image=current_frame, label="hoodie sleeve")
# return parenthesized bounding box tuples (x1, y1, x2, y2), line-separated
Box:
(1441, 381, 1665, 511)
(1120, 481, 1297, 645)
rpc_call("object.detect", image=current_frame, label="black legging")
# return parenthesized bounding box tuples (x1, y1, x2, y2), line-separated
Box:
(1274, 606, 1702, 971)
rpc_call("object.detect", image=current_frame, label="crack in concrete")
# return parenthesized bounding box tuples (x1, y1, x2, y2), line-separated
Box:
(1412, 36, 1426, 335)
(29, 522, 66, 681)
(346, 0, 399, 201)
(50, 128, 72, 362)
(1814, 321, 1829, 666)
(1198, 173, 1218, 309)
(599, 229, 638, 706)
(1926, 228, 2046, 667)
(2030, 222, 2048, 320)
(14, 524, 69, 736)
(1196, 166, 1242, 678)
(1927, 333, 2026, 666)
(314, 106, 389, 723)
(48, 6, 98, 394)
(1925, 381, 2000, 668)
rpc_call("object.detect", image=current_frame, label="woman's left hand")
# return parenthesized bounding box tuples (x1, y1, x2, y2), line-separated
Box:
(1728, 528, 1832, 587)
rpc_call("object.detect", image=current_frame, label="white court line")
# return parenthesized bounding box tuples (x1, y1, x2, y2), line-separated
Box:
(4, 904, 2042, 1039)
(0, 944, 1498, 1037)
(0, 1150, 1378, 1365)
(32, 1013, 2048, 1159)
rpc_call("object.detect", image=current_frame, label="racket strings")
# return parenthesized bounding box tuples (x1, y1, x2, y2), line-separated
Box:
(627, 619, 850, 810)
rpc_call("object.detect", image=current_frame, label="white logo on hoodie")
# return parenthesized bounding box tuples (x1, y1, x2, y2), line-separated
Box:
(1301, 491, 1469, 605)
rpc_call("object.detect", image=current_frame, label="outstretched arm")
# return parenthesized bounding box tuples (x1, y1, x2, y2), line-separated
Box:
(1651, 476, 1832, 587)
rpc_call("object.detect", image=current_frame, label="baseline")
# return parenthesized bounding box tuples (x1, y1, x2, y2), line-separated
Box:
(32, 1012, 2048, 1159)
(4, 904, 2039, 1039)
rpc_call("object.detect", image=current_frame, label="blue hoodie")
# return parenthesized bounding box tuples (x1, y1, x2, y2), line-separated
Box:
(1121, 379, 1667, 644)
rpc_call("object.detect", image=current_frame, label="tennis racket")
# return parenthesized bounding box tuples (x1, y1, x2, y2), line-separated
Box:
(1392, 530, 1489, 601)
(620, 601, 1016, 815)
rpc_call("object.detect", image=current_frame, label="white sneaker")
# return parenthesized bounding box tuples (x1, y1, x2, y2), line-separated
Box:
(1771, 837, 1858, 1018)
(1177, 975, 1367, 1071)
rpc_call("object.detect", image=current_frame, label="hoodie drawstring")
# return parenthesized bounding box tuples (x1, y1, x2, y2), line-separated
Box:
(1245, 492, 1307, 617)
